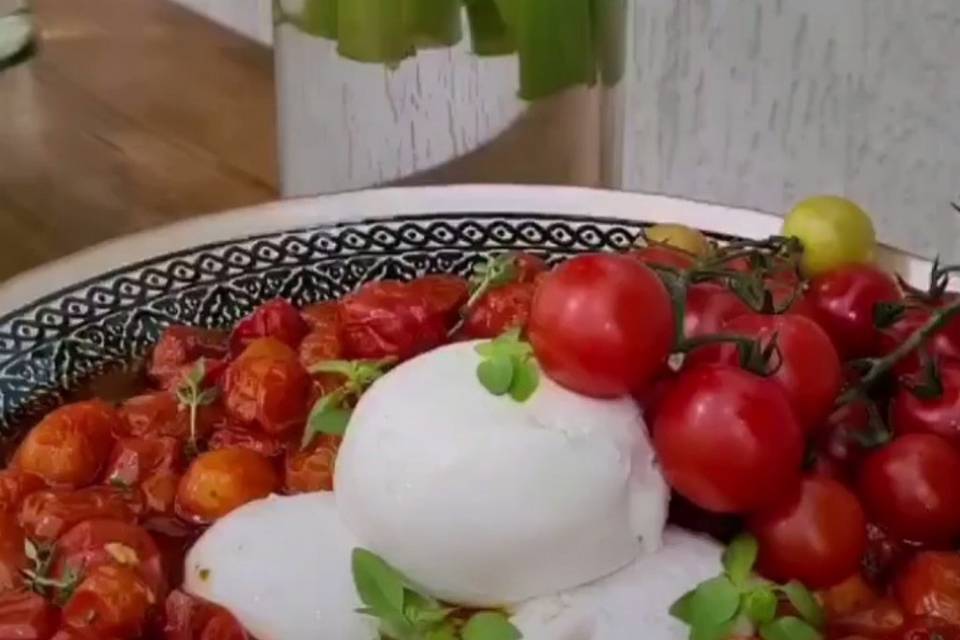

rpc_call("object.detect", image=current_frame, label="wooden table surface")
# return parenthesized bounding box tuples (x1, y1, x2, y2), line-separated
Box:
(0, 0, 278, 281)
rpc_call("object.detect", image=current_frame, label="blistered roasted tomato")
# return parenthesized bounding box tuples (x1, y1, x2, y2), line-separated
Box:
(223, 338, 311, 436)
(407, 274, 470, 322)
(340, 281, 447, 360)
(0, 471, 44, 514)
(163, 590, 247, 640)
(463, 282, 536, 339)
(895, 552, 960, 627)
(62, 564, 154, 638)
(19, 487, 138, 543)
(818, 574, 880, 620)
(176, 448, 277, 523)
(298, 327, 344, 372)
(284, 435, 340, 494)
(0, 515, 26, 593)
(119, 392, 222, 442)
(0, 590, 59, 640)
(828, 599, 906, 638)
(103, 437, 182, 488)
(15, 400, 118, 488)
(208, 427, 286, 459)
(300, 301, 342, 333)
(149, 326, 228, 387)
(229, 299, 309, 356)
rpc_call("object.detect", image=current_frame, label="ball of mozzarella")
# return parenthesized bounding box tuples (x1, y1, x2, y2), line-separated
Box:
(335, 340, 669, 607)
(184, 493, 377, 640)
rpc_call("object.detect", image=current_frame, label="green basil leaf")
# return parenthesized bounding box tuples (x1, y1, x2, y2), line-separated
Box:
(403, 590, 450, 627)
(688, 576, 741, 628)
(351, 549, 406, 619)
(424, 622, 459, 640)
(462, 611, 522, 640)
(309, 359, 359, 376)
(477, 355, 515, 395)
(744, 587, 778, 625)
(723, 534, 758, 586)
(669, 588, 697, 623)
(691, 620, 735, 640)
(509, 360, 539, 402)
(306, 403, 352, 439)
(780, 581, 824, 628)
(197, 388, 219, 406)
(760, 616, 822, 640)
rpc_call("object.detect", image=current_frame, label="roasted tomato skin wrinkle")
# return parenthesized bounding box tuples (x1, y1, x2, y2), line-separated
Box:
(528, 253, 675, 398)
(0, 515, 26, 593)
(229, 299, 309, 356)
(749, 476, 867, 589)
(858, 433, 960, 545)
(464, 282, 536, 339)
(63, 564, 153, 639)
(19, 487, 138, 543)
(890, 362, 960, 448)
(895, 552, 960, 627)
(653, 364, 805, 514)
(0, 590, 59, 640)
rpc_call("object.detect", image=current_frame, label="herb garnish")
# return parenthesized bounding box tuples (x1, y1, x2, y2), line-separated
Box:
(302, 358, 395, 448)
(352, 548, 521, 640)
(175, 359, 219, 457)
(475, 329, 539, 402)
(670, 534, 824, 640)
(22, 539, 82, 606)
(449, 254, 520, 337)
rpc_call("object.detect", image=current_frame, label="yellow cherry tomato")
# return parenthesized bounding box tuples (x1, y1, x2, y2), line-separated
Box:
(782, 196, 877, 277)
(644, 223, 713, 258)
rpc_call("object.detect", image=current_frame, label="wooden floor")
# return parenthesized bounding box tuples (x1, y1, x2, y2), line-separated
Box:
(0, 0, 278, 281)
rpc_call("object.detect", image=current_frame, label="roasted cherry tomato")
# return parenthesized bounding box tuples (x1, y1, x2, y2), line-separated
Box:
(119, 392, 222, 442)
(819, 574, 880, 620)
(529, 254, 675, 398)
(163, 590, 247, 640)
(340, 281, 447, 360)
(0, 590, 59, 640)
(161, 358, 228, 394)
(223, 338, 311, 436)
(898, 617, 960, 640)
(463, 282, 536, 340)
(407, 274, 470, 322)
(807, 264, 902, 359)
(176, 448, 277, 523)
(300, 301, 342, 333)
(63, 564, 154, 639)
(297, 327, 344, 372)
(688, 313, 842, 431)
(683, 283, 751, 340)
(895, 552, 960, 627)
(508, 252, 549, 283)
(229, 299, 309, 356)
(858, 433, 960, 545)
(629, 245, 696, 271)
(890, 362, 960, 447)
(749, 476, 867, 588)
(0, 471, 44, 514)
(284, 435, 340, 494)
(53, 519, 166, 599)
(653, 364, 804, 513)
(19, 487, 138, 543)
(828, 598, 905, 639)
(103, 437, 182, 488)
(0, 515, 26, 593)
(149, 326, 228, 387)
(16, 400, 118, 489)
(208, 427, 286, 459)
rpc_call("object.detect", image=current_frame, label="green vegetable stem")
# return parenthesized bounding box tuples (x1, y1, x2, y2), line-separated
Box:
(465, 0, 516, 56)
(338, 0, 413, 65)
(515, 0, 597, 100)
(403, 0, 464, 49)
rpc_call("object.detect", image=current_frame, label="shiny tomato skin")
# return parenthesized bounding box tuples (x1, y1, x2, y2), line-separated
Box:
(891, 362, 960, 447)
(807, 264, 902, 359)
(299, 301, 342, 333)
(297, 327, 344, 372)
(509, 252, 549, 283)
(208, 427, 286, 459)
(0, 591, 59, 640)
(54, 519, 167, 599)
(629, 246, 696, 271)
(749, 476, 867, 588)
(683, 283, 752, 340)
(881, 307, 960, 378)
(689, 313, 842, 431)
(407, 275, 470, 322)
(897, 617, 960, 640)
(163, 590, 247, 640)
(19, 487, 138, 543)
(340, 281, 447, 361)
(223, 338, 311, 436)
(119, 392, 222, 442)
(895, 552, 960, 627)
(0, 515, 26, 593)
(149, 326, 228, 387)
(284, 435, 340, 494)
(0, 472, 44, 514)
(463, 282, 536, 340)
(103, 437, 182, 488)
(63, 564, 153, 639)
(229, 299, 309, 356)
(858, 434, 960, 545)
(528, 254, 675, 398)
(176, 448, 277, 523)
(653, 364, 805, 514)
(16, 400, 118, 489)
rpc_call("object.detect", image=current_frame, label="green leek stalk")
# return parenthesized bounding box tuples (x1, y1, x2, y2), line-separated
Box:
(515, 0, 596, 101)
(300, 0, 339, 39)
(465, 0, 515, 56)
(403, 0, 463, 48)
(592, 0, 626, 86)
(338, 0, 413, 65)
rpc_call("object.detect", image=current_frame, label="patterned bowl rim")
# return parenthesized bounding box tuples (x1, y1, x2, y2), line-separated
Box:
(0, 184, 928, 315)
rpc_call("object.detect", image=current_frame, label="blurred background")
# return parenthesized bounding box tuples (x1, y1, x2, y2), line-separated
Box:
(0, 0, 958, 282)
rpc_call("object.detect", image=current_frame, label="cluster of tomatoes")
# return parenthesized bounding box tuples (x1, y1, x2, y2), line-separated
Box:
(520, 207, 960, 640)
(0, 255, 553, 640)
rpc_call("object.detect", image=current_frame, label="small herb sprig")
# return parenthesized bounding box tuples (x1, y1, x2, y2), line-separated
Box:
(475, 329, 539, 402)
(450, 254, 520, 337)
(670, 534, 824, 640)
(302, 358, 395, 448)
(22, 539, 82, 606)
(175, 360, 219, 458)
(352, 548, 521, 640)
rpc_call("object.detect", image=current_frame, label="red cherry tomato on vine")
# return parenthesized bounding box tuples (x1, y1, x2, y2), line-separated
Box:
(890, 362, 960, 447)
(858, 433, 960, 545)
(528, 254, 675, 398)
(683, 283, 752, 340)
(630, 246, 696, 271)
(688, 313, 842, 431)
(881, 307, 960, 379)
(652, 364, 805, 513)
(807, 264, 902, 359)
(749, 475, 867, 588)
